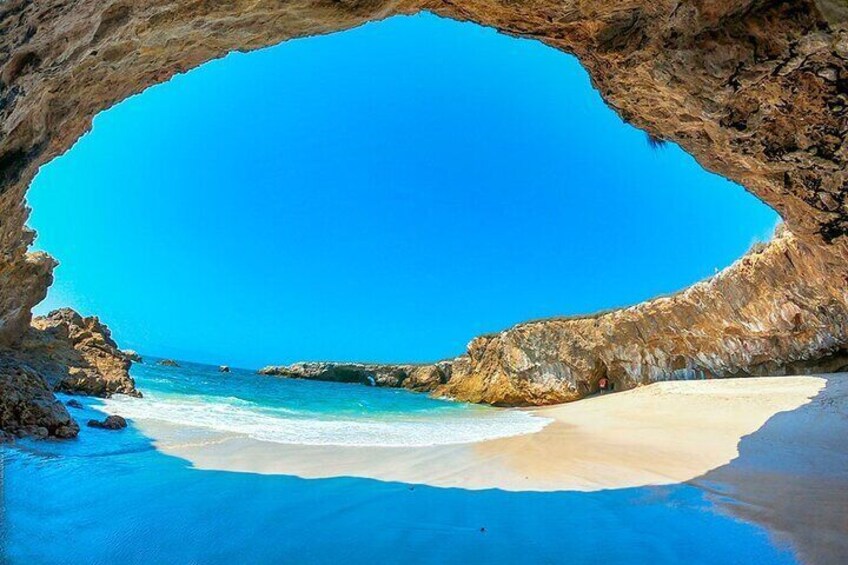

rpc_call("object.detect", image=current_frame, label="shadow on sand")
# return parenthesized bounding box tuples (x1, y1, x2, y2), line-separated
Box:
(692, 375, 848, 564)
(1, 395, 800, 564)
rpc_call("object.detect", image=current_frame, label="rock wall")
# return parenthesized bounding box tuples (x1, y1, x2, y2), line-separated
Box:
(261, 228, 848, 405)
(1, 1, 847, 410)
(438, 227, 848, 405)
(0, 308, 139, 439)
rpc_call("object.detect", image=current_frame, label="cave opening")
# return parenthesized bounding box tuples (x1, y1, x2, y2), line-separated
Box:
(23, 13, 779, 370)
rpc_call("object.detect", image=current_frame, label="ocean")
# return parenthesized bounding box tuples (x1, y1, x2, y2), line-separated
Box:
(0, 360, 796, 563)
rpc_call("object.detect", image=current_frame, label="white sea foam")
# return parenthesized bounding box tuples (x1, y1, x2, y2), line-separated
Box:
(101, 394, 551, 447)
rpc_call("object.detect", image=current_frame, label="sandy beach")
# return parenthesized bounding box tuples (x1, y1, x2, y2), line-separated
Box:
(138, 375, 843, 492)
(129, 373, 847, 561)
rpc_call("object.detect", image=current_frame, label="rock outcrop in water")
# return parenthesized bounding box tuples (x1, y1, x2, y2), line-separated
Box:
(87, 414, 127, 430)
(0, 308, 139, 439)
(1, 1, 848, 415)
(259, 362, 450, 391)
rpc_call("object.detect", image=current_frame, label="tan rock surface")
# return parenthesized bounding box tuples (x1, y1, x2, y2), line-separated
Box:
(0, 308, 139, 439)
(15, 308, 140, 398)
(1, 1, 847, 411)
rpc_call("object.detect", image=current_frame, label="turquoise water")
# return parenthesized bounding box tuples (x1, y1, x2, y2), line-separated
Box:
(1, 361, 797, 563)
(101, 360, 550, 446)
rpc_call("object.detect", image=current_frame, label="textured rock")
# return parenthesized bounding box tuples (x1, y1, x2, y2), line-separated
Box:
(13, 308, 140, 398)
(158, 359, 180, 367)
(87, 414, 127, 430)
(0, 357, 79, 439)
(265, 227, 848, 405)
(0, 308, 139, 439)
(122, 349, 142, 363)
(1, 1, 848, 408)
(259, 362, 450, 391)
(438, 227, 848, 404)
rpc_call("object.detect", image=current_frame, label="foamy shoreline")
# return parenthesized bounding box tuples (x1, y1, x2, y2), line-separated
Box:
(132, 375, 834, 492)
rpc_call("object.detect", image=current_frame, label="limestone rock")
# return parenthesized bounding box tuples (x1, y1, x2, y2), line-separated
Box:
(0, 357, 79, 440)
(122, 349, 142, 363)
(436, 227, 848, 405)
(1, 0, 848, 412)
(15, 308, 140, 398)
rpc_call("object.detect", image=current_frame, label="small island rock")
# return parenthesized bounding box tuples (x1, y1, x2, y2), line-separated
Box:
(219, 365, 230, 373)
(158, 359, 180, 367)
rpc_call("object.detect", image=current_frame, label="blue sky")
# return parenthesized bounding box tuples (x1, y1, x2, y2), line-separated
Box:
(28, 13, 778, 369)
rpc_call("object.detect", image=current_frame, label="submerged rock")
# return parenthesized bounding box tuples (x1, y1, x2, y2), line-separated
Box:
(158, 359, 180, 367)
(218, 365, 230, 373)
(87, 415, 127, 430)
(66, 399, 84, 409)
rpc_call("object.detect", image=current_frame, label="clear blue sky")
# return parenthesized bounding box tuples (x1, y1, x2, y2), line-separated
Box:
(28, 13, 778, 369)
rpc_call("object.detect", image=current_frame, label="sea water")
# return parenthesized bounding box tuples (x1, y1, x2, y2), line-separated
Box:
(0, 360, 798, 563)
(100, 360, 550, 447)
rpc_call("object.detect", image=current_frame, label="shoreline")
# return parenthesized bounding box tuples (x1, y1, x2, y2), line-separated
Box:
(133, 375, 838, 492)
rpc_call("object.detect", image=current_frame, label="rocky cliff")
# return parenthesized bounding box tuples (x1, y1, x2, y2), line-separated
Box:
(263, 227, 848, 405)
(1, 1, 848, 414)
(0, 308, 139, 440)
(438, 227, 848, 405)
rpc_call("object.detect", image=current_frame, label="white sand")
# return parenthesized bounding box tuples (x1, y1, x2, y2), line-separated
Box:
(136, 375, 837, 492)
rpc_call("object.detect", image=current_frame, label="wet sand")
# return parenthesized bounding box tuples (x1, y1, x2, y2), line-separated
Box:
(136, 375, 839, 492)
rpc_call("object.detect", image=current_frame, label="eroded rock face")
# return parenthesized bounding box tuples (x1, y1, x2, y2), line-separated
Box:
(0, 357, 79, 439)
(15, 308, 140, 398)
(1, 1, 847, 408)
(122, 349, 142, 363)
(438, 227, 848, 404)
(0, 307, 139, 439)
(259, 362, 450, 391)
(265, 227, 848, 405)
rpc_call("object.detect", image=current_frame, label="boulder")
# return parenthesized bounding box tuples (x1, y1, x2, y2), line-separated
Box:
(66, 399, 84, 409)
(87, 415, 127, 430)
(0, 357, 79, 439)
(15, 308, 141, 398)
